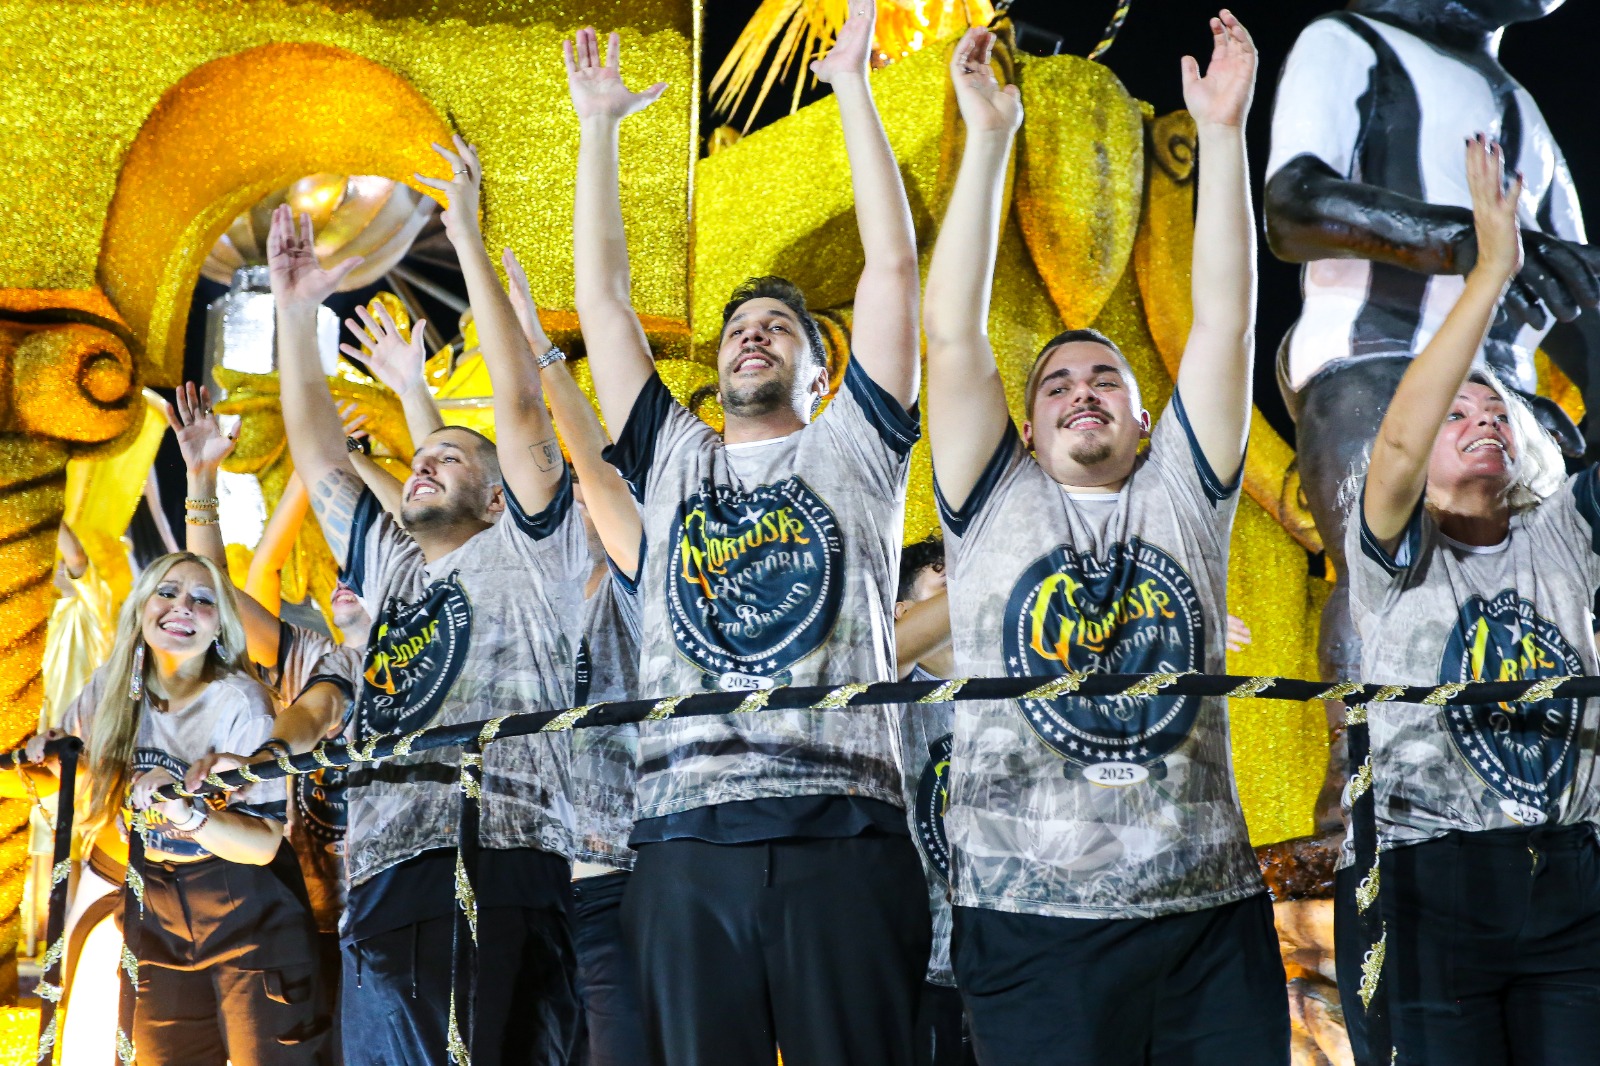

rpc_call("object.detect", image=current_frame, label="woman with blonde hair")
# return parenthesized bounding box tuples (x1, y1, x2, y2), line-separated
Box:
(18, 549, 327, 1064)
(1344, 135, 1600, 1064)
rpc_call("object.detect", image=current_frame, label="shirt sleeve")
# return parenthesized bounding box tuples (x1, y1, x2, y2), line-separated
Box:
(339, 488, 427, 617)
(266, 622, 346, 706)
(934, 419, 1033, 548)
(1264, 16, 1377, 182)
(214, 679, 289, 822)
(1144, 390, 1244, 544)
(1346, 478, 1429, 627)
(1534, 467, 1600, 590)
(495, 468, 592, 591)
(602, 373, 719, 504)
(812, 354, 921, 498)
(59, 666, 108, 739)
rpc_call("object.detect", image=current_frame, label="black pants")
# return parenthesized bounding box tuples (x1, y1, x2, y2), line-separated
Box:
(917, 982, 976, 1066)
(571, 871, 647, 1066)
(135, 844, 328, 1065)
(952, 893, 1289, 1066)
(1378, 825, 1600, 1066)
(1333, 862, 1381, 1066)
(620, 834, 931, 1066)
(340, 905, 578, 1066)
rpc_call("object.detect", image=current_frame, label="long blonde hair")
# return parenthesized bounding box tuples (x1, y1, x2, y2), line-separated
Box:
(79, 552, 249, 843)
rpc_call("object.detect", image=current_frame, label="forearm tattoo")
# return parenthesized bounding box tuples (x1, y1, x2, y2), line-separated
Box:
(530, 436, 562, 473)
(310, 469, 365, 563)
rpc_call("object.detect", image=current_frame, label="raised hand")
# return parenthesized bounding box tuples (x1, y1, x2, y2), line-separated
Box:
(342, 303, 428, 396)
(166, 382, 238, 475)
(266, 204, 362, 308)
(811, 2, 875, 84)
(502, 248, 554, 357)
(564, 28, 667, 123)
(337, 402, 371, 443)
(1181, 10, 1257, 130)
(1466, 134, 1524, 287)
(414, 136, 483, 244)
(949, 27, 1021, 136)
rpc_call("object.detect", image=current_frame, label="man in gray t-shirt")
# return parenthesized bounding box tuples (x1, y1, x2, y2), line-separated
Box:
(922, 21, 1285, 1066)
(267, 129, 589, 1064)
(567, 13, 929, 1063)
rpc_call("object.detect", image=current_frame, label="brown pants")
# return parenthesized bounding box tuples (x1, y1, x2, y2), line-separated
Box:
(133, 843, 329, 1065)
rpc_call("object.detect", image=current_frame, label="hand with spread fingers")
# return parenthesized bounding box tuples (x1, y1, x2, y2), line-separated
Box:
(949, 27, 1021, 136)
(811, 2, 875, 84)
(166, 382, 238, 477)
(343, 303, 428, 398)
(564, 27, 667, 123)
(414, 136, 484, 244)
(266, 204, 363, 309)
(1181, 9, 1257, 131)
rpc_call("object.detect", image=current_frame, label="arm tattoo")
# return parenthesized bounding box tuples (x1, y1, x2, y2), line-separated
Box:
(309, 469, 365, 563)
(529, 437, 562, 473)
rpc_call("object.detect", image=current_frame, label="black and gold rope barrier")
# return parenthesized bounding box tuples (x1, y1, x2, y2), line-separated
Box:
(18, 668, 1593, 1064)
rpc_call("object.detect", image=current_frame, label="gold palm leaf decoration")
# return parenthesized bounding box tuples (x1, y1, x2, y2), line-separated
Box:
(711, 0, 995, 130)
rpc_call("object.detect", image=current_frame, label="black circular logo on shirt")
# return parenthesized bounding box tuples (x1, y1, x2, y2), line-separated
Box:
(913, 733, 953, 884)
(356, 572, 472, 739)
(294, 766, 346, 844)
(668, 476, 844, 684)
(1004, 539, 1204, 765)
(126, 749, 206, 859)
(1439, 589, 1582, 812)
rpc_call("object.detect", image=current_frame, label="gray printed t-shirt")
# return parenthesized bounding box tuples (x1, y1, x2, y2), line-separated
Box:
(570, 570, 643, 870)
(341, 474, 590, 885)
(1345, 473, 1600, 857)
(263, 621, 363, 933)
(64, 668, 284, 861)
(604, 356, 919, 819)
(938, 393, 1261, 919)
(901, 663, 955, 986)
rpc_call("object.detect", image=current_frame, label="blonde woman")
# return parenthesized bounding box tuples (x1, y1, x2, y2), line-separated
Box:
(18, 551, 327, 1065)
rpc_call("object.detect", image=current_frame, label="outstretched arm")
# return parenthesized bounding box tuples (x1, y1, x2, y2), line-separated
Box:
(341, 303, 444, 448)
(566, 28, 668, 433)
(811, 3, 919, 406)
(1365, 137, 1524, 545)
(56, 523, 88, 581)
(245, 473, 309, 619)
(416, 138, 565, 512)
(922, 28, 1022, 511)
(1172, 10, 1259, 484)
(267, 204, 369, 565)
(506, 249, 642, 575)
(168, 383, 283, 667)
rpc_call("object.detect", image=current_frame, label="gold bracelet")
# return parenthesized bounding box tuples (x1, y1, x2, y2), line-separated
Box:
(185, 496, 220, 509)
(184, 514, 219, 526)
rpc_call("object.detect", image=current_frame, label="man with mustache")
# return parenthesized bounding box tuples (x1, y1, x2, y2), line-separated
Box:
(565, 6, 927, 1064)
(922, 16, 1287, 1065)
(267, 133, 590, 1064)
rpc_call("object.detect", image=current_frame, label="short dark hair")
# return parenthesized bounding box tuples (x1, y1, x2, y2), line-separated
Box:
(1023, 328, 1138, 420)
(897, 535, 946, 603)
(426, 426, 502, 485)
(721, 276, 828, 369)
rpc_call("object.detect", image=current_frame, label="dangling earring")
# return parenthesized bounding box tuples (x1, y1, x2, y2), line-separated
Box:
(214, 636, 226, 660)
(128, 643, 146, 701)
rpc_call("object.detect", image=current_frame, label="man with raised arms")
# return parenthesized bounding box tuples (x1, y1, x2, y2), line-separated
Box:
(266, 135, 590, 1065)
(565, 8, 928, 1064)
(923, 16, 1287, 1064)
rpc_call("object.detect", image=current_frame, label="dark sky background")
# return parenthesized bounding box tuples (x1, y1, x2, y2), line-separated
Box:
(699, 0, 1600, 441)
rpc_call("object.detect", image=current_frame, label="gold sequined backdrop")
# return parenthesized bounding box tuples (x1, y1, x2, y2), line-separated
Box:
(0, 0, 1366, 1047)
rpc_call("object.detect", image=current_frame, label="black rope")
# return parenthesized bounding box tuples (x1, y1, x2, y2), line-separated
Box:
(31, 737, 79, 1065)
(448, 743, 483, 1065)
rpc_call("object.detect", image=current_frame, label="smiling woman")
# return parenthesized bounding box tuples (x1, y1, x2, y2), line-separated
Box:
(4, 552, 328, 1065)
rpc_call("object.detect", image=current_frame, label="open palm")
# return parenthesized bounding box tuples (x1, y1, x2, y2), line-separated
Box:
(266, 204, 360, 306)
(1181, 10, 1257, 129)
(812, 3, 875, 84)
(343, 303, 427, 395)
(166, 382, 236, 474)
(950, 28, 1021, 135)
(565, 28, 666, 122)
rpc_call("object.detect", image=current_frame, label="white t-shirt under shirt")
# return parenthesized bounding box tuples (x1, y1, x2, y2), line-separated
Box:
(63, 667, 283, 861)
(1346, 472, 1600, 859)
(1266, 12, 1585, 391)
(938, 392, 1262, 920)
(603, 355, 919, 833)
(340, 472, 590, 886)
